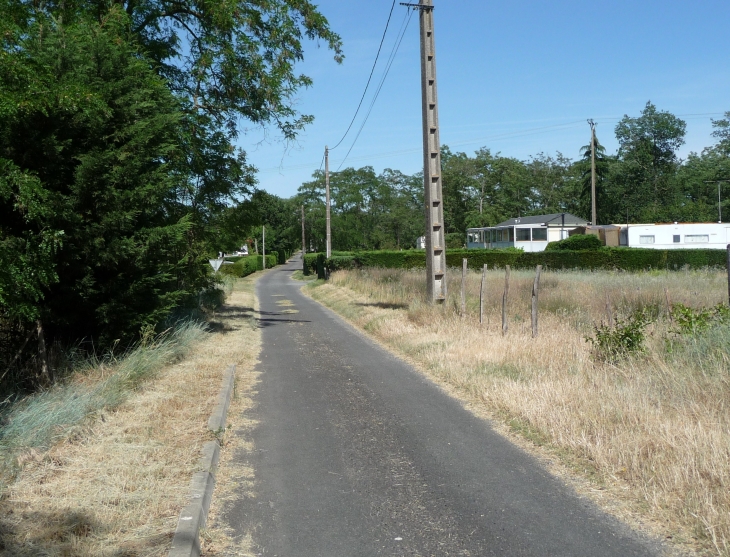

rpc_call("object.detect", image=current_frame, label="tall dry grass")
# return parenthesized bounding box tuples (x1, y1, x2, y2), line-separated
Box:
(309, 266, 730, 556)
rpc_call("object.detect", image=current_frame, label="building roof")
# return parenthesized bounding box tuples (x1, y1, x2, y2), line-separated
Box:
(495, 212, 588, 227)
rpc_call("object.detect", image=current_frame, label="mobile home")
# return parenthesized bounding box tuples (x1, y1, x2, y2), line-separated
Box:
(467, 213, 588, 252)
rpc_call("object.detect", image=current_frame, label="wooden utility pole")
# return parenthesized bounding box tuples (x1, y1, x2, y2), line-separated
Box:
(588, 119, 597, 225)
(262, 225, 266, 270)
(403, 0, 446, 303)
(704, 179, 730, 223)
(301, 205, 306, 253)
(325, 146, 332, 258)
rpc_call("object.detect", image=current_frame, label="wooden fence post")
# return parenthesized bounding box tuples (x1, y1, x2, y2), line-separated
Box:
(531, 265, 542, 338)
(480, 264, 487, 325)
(664, 287, 674, 325)
(606, 293, 614, 329)
(502, 265, 510, 336)
(461, 258, 467, 317)
(727, 244, 730, 305)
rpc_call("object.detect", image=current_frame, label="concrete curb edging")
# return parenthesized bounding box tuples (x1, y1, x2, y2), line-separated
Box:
(169, 364, 236, 557)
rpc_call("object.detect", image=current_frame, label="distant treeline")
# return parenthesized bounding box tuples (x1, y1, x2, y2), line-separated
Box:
(267, 102, 730, 252)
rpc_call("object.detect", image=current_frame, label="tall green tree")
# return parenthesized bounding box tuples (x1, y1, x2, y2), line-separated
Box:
(0, 8, 193, 376)
(613, 101, 686, 221)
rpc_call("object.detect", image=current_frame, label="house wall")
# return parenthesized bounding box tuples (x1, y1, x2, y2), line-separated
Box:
(627, 223, 730, 249)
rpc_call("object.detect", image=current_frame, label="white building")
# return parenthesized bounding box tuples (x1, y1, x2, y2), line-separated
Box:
(625, 223, 730, 249)
(467, 213, 588, 252)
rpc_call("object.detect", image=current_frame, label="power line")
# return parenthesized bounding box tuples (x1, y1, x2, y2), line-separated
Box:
(329, 0, 398, 151)
(337, 8, 414, 171)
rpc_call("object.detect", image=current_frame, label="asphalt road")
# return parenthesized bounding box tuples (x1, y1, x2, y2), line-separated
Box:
(222, 256, 665, 557)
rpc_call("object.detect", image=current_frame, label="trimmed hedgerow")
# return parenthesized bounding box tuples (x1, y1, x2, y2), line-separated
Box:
(306, 247, 728, 275)
(220, 254, 277, 278)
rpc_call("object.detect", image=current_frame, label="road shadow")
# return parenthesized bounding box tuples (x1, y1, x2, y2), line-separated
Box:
(257, 317, 311, 328)
(355, 302, 409, 310)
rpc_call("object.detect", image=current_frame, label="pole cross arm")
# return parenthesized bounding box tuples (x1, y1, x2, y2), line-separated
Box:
(400, 2, 434, 10)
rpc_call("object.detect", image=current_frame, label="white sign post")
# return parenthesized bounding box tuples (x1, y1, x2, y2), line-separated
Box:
(209, 258, 224, 273)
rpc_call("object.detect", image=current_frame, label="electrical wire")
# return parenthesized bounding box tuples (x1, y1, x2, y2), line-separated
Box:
(329, 0, 399, 151)
(337, 8, 414, 171)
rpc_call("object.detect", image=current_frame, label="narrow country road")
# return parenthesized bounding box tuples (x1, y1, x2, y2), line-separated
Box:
(222, 255, 665, 557)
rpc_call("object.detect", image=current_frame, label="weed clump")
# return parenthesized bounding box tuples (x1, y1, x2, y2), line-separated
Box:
(587, 310, 653, 362)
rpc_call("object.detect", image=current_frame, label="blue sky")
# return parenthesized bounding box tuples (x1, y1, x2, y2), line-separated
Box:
(240, 1, 730, 199)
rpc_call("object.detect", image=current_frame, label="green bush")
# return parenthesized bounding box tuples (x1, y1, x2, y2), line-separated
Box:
(220, 255, 276, 278)
(316, 253, 327, 279)
(545, 234, 603, 251)
(587, 310, 653, 362)
(445, 232, 466, 249)
(328, 255, 358, 271)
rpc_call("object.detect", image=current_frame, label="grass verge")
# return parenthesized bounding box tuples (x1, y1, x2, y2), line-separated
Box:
(305, 267, 730, 557)
(0, 274, 263, 556)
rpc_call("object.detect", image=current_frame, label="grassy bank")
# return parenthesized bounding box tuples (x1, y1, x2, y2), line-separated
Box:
(306, 267, 730, 556)
(0, 275, 262, 556)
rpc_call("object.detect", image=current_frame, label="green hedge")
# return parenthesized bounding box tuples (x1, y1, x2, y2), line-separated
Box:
(304, 247, 728, 274)
(220, 254, 277, 278)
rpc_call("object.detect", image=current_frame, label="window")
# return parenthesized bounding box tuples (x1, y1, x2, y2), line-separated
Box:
(532, 228, 548, 241)
(516, 228, 530, 241)
(685, 234, 709, 243)
(508, 228, 515, 242)
(673, 235, 680, 243)
(639, 235, 655, 244)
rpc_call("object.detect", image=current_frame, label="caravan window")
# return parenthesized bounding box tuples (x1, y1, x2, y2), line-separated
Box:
(639, 235, 655, 244)
(532, 228, 548, 241)
(685, 235, 709, 243)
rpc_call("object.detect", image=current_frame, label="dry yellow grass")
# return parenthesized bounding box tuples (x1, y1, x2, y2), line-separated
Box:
(306, 266, 730, 557)
(0, 274, 262, 556)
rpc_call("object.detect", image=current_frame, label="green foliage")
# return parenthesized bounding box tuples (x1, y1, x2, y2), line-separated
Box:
(671, 303, 730, 335)
(220, 255, 277, 278)
(445, 232, 466, 249)
(587, 310, 653, 362)
(545, 234, 603, 251)
(316, 253, 327, 280)
(0, 8, 196, 351)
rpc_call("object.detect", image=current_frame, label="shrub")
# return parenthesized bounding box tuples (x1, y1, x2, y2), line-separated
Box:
(316, 253, 327, 279)
(671, 303, 730, 335)
(445, 232, 466, 249)
(545, 234, 603, 251)
(587, 310, 653, 362)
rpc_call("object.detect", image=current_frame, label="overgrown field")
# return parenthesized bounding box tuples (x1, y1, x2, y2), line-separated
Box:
(307, 267, 730, 556)
(0, 275, 262, 556)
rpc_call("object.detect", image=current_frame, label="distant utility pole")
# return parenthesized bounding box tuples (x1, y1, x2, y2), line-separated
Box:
(325, 146, 332, 258)
(301, 205, 306, 255)
(704, 179, 730, 223)
(588, 119, 597, 225)
(262, 225, 266, 270)
(402, 0, 446, 303)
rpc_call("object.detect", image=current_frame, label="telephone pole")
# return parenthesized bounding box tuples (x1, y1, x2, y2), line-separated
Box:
(403, 0, 446, 303)
(262, 225, 266, 270)
(704, 179, 730, 223)
(588, 120, 597, 225)
(325, 146, 332, 258)
(301, 204, 306, 255)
